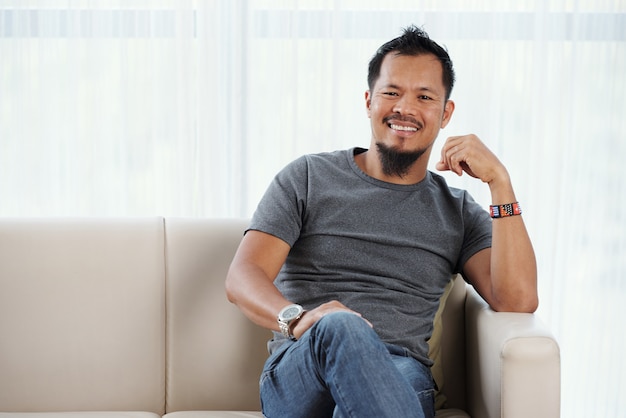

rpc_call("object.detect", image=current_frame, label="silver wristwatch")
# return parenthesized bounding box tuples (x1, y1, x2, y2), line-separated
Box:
(277, 303, 305, 340)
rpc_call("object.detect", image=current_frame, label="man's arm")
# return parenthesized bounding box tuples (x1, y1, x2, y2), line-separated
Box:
(225, 230, 370, 339)
(437, 134, 538, 313)
(225, 230, 293, 331)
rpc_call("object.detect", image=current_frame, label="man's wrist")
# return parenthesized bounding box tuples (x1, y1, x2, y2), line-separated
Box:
(490, 202, 522, 218)
(487, 171, 516, 203)
(277, 304, 305, 340)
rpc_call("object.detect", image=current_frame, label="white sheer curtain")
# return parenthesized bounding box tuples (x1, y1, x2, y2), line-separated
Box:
(1, 0, 625, 415)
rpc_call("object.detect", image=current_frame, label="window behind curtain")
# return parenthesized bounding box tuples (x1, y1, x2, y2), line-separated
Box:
(1, 1, 625, 416)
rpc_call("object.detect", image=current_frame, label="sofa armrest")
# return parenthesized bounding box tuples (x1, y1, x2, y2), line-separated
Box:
(464, 286, 560, 418)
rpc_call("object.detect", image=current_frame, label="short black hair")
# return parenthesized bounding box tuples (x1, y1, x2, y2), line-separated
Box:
(367, 25, 455, 100)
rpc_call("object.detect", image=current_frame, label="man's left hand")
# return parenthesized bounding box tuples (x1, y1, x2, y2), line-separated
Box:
(435, 134, 508, 185)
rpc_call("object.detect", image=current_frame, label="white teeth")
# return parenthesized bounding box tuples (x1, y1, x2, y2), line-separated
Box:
(389, 124, 417, 132)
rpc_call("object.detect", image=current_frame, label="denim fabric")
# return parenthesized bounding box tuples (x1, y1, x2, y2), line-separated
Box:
(260, 312, 434, 418)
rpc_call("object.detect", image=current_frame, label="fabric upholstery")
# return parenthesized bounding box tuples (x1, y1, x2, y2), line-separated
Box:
(0, 218, 166, 414)
(438, 274, 469, 411)
(0, 414, 160, 418)
(164, 413, 264, 418)
(465, 286, 561, 418)
(164, 218, 268, 412)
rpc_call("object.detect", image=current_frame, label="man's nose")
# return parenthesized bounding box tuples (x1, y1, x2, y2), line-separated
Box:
(392, 95, 418, 116)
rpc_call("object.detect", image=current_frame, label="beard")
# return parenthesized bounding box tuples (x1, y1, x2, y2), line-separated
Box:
(376, 142, 427, 178)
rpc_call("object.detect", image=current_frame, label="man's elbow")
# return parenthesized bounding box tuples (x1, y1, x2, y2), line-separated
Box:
(224, 267, 241, 305)
(507, 298, 538, 313)
(492, 293, 539, 313)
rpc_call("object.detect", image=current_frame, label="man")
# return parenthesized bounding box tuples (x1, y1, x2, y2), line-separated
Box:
(225, 25, 537, 418)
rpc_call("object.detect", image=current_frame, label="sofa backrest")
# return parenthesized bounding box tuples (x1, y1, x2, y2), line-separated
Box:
(0, 218, 166, 414)
(164, 218, 268, 412)
(439, 274, 468, 411)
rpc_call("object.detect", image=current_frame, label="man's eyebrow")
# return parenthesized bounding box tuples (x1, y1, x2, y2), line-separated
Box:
(381, 83, 436, 92)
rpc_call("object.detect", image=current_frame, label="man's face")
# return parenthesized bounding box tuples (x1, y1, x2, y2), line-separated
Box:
(366, 53, 454, 159)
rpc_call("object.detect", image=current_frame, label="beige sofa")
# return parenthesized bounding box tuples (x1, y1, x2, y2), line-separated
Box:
(0, 218, 560, 418)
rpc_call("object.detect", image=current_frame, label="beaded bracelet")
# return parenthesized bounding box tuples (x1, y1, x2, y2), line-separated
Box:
(490, 202, 522, 218)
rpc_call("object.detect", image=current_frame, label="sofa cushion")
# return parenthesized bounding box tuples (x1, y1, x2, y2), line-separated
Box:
(435, 409, 471, 418)
(0, 413, 160, 418)
(438, 275, 468, 411)
(428, 277, 454, 409)
(0, 218, 166, 414)
(163, 409, 468, 417)
(164, 218, 269, 412)
(164, 413, 263, 418)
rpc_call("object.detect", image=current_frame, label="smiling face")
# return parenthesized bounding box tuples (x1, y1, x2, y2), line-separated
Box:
(365, 52, 455, 174)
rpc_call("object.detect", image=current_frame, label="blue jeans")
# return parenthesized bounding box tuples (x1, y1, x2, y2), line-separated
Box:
(260, 312, 435, 418)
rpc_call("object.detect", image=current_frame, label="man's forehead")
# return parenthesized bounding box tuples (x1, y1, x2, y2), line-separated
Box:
(376, 53, 445, 87)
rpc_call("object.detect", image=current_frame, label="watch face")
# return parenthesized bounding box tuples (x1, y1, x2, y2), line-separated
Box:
(283, 306, 301, 320)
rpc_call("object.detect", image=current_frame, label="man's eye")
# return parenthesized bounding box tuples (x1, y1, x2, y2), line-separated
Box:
(383, 92, 398, 96)
(419, 95, 432, 100)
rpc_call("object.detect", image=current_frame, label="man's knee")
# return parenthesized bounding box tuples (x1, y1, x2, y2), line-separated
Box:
(312, 311, 381, 352)
(315, 311, 370, 332)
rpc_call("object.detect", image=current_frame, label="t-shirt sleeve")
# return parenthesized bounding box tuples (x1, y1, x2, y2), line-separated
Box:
(454, 191, 492, 273)
(247, 156, 308, 247)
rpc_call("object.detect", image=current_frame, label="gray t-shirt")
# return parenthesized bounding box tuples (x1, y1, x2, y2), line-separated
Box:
(249, 148, 492, 366)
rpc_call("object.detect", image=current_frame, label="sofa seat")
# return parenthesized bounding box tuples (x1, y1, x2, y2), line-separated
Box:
(0, 414, 265, 418)
(0, 410, 469, 418)
(434, 410, 470, 418)
(163, 410, 469, 418)
(0, 414, 161, 418)
(164, 413, 264, 418)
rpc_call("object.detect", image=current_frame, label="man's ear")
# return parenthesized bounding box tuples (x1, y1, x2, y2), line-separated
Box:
(441, 99, 455, 128)
(365, 90, 372, 118)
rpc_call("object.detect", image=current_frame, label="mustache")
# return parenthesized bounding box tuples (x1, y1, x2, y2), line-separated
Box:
(383, 114, 423, 130)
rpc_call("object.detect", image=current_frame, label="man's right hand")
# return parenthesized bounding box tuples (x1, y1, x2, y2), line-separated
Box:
(291, 300, 372, 340)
